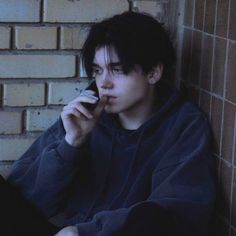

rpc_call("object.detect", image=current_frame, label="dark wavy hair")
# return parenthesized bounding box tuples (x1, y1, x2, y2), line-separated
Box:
(81, 11, 175, 79)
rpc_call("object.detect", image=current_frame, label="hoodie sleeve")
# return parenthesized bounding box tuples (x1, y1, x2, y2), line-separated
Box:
(76, 114, 216, 236)
(7, 118, 90, 217)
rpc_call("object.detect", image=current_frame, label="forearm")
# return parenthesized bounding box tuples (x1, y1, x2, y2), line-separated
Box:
(8, 139, 87, 217)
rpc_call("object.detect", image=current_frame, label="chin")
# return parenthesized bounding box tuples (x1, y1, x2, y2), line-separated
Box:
(104, 105, 122, 114)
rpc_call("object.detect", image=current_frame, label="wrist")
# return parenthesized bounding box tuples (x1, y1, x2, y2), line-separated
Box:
(65, 134, 87, 147)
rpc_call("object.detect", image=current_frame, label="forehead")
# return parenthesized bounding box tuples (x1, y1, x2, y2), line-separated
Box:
(93, 46, 119, 65)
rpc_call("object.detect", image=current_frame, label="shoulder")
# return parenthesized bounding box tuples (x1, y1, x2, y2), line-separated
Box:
(156, 83, 209, 131)
(156, 88, 210, 139)
(174, 101, 210, 131)
(156, 101, 212, 168)
(163, 99, 211, 147)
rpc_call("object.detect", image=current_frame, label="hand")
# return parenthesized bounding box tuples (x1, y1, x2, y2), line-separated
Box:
(54, 226, 78, 236)
(61, 90, 107, 147)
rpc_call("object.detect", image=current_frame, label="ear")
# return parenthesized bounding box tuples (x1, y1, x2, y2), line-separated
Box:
(148, 64, 164, 85)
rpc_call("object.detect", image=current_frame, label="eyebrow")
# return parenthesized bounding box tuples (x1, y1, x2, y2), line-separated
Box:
(92, 62, 122, 67)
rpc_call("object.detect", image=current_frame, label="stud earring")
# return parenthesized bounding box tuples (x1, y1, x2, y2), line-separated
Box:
(149, 79, 155, 84)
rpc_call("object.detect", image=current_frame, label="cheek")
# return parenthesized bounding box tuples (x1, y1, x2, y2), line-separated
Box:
(120, 80, 148, 98)
(95, 80, 103, 97)
(118, 85, 147, 107)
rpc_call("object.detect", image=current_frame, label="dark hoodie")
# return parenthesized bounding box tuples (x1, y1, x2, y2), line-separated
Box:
(7, 84, 216, 236)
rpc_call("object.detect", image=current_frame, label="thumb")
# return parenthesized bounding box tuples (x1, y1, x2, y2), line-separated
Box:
(93, 96, 108, 117)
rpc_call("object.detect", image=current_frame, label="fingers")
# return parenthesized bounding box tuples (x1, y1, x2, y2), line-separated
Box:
(80, 90, 98, 101)
(54, 226, 78, 236)
(93, 96, 108, 117)
(71, 93, 99, 105)
(62, 103, 93, 119)
(62, 90, 107, 121)
(62, 90, 99, 119)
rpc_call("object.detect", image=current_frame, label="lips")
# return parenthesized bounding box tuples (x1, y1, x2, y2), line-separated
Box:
(101, 94, 116, 99)
(102, 95, 117, 104)
(102, 93, 115, 97)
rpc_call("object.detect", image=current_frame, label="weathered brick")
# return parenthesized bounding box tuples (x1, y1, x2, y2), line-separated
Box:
(0, 55, 76, 78)
(15, 26, 57, 49)
(26, 109, 61, 131)
(0, 0, 40, 22)
(0, 111, 22, 134)
(48, 81, 88, 105)
(44, 0, 129, 22)
(3, 83, 45, 106)
(60, 25, 90, 49)
(0, 27, 11, 49)
(131, 1, 163, 18)
(0, 137, 36, 161)
(0, 84, 2, 102)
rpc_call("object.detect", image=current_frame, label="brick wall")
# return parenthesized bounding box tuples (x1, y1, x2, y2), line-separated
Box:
(180, 0, 236, 235)
(0, 1, 171, 177)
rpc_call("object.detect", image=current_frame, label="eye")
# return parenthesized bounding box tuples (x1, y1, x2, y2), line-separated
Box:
(112, 66, 123, 74)
(92, 67, 103, 76)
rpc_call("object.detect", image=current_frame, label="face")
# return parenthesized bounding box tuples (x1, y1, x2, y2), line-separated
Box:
(92, 46, 156, 116)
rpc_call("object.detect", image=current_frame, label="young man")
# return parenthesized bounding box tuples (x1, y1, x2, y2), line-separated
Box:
(4, 11, 215, 236)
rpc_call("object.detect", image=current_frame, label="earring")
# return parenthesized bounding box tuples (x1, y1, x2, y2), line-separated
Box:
(149, 79, 155, 84)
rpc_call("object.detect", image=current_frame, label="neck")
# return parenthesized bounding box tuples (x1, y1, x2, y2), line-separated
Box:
(118, 89, 157, 130)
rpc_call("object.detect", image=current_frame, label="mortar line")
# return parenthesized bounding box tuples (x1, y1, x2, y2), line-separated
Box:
(40, 0, 44, 23)
(209, 0, 219, 121)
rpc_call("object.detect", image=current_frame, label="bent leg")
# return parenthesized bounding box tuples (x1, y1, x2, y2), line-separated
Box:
(0, 175, 61, 236)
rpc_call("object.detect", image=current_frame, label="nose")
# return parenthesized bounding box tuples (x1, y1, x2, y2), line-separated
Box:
(100, 71, 113, 89)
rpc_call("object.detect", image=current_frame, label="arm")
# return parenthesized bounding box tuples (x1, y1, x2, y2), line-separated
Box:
(7, 119, 89, 217)
(7, 91, 108, 217)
